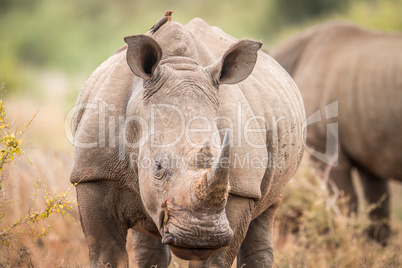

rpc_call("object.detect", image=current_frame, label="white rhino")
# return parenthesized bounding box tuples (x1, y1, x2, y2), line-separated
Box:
(273, 21, 402, 245)
(71, 18, 305, 267)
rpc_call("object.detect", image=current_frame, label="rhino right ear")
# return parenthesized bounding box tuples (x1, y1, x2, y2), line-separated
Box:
(124, 35, 162, 79)
(205, 40, 262, 85)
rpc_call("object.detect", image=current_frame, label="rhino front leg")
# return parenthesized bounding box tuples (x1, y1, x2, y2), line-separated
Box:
(131, 230, 171, 268)
(189, 196, 254, 268)
(358, 167, 391, 245)
(237, 202, 279, 268)
(76, 181, 140, 268)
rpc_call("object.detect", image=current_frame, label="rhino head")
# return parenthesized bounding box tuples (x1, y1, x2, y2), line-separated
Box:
(124, 32, 261, 260)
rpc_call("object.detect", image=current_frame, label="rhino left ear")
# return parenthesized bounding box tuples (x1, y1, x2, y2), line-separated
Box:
(124, 35, 162, 79)
(205, 40, 262, 85)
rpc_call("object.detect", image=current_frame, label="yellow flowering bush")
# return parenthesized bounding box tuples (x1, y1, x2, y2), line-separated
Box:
(0, 82, 76, 264)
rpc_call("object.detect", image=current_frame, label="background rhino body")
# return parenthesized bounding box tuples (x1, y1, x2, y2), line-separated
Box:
(273, 22, 402, 244)
(71, 18, 305, 267)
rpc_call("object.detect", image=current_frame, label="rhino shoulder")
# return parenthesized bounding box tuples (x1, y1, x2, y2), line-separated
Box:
(70, 48, 139, 185)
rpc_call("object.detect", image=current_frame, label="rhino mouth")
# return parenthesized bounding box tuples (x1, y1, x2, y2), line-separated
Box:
(168, 245, 218, 261)
(162, 231, 231, 260)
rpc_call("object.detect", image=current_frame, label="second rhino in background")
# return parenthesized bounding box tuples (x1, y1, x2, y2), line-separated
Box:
(273, 21, 402, 245)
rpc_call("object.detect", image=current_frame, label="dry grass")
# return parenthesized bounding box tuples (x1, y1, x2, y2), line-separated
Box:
(2, 96, 401, 268)
(274, 159, 402, 268)
(0, 149, 88, 267)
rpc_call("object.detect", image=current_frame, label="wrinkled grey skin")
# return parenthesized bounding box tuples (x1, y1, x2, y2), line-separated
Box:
(273, 21, 402, 245)
(71, 18, 305, 267)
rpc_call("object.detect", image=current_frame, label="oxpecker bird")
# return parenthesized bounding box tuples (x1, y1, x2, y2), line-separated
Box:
(150, 11, 174, 35)
(159, 199, 169, 230)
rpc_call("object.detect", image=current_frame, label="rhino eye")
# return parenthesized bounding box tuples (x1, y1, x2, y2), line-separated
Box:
(155, 162, 163, 171)
(153, 153, 168, 180)
(153, 162, 165, 180)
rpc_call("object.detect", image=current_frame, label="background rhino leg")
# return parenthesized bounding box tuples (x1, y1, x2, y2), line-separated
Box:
(76, 181, 140, 268)
(237, 201, 279, 268)
(188, 196, 254, 268)
(131, 230, 171, 268)
(358, 167, 391, 245)
(317, 154, 358, 216)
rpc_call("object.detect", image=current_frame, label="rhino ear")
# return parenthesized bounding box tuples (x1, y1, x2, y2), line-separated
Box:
(206, 40, 262, 85)
(124, 35, 162, 79)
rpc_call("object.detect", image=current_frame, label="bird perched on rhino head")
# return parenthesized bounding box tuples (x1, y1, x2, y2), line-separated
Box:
(150, 10, 174, 35)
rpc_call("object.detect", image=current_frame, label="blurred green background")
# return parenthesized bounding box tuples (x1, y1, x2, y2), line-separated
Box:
(1, 0, 402, 104)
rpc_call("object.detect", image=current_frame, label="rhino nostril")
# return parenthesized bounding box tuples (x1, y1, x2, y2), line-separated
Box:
(162, 233, 175, 245)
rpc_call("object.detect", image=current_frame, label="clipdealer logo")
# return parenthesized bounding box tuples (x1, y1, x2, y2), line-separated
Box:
(64, 100, 339, 167)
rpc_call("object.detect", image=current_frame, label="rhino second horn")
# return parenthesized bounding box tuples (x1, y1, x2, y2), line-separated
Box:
(202, 139, 210, 150)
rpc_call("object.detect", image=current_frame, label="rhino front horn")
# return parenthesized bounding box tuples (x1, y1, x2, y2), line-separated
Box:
(192, 130, 231, 209)
(207, 130, 230, 187)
